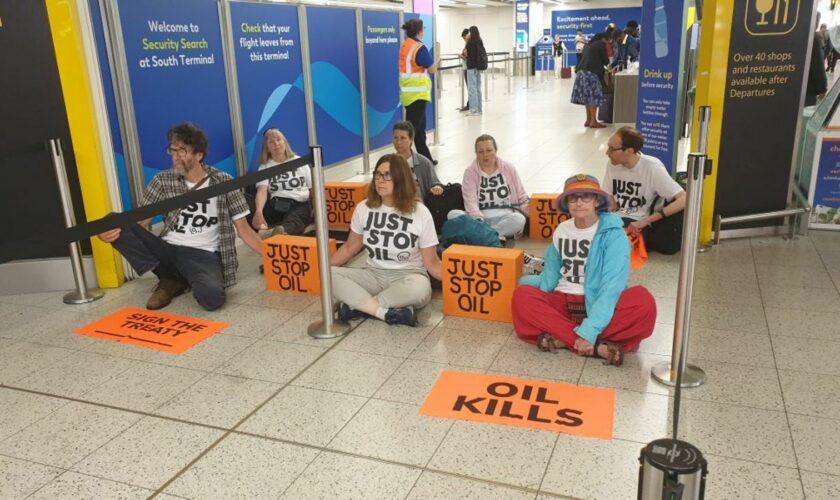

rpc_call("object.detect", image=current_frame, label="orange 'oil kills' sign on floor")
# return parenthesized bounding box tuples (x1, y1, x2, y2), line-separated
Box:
(420, 371, 615, 439)
(75, 307, 228, 354)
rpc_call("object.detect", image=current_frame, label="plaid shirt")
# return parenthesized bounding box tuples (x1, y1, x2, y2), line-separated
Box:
(143, 166, 249, 288)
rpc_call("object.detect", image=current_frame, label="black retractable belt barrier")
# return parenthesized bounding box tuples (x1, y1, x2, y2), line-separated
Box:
(0, 153, 313, 265)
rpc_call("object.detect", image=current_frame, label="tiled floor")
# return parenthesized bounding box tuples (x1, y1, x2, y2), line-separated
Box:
(2, 74, 839, 499)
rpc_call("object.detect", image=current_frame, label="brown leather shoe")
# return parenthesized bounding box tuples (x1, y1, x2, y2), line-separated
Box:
(146, 277, 188, 310)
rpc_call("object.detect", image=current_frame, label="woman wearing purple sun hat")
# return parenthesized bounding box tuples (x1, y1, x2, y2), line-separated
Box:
(511, 174, 656, 366)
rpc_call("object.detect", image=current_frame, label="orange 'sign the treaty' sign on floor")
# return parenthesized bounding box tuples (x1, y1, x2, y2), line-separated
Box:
(420, 371, 615, 439)
(75, 307, 228, 354)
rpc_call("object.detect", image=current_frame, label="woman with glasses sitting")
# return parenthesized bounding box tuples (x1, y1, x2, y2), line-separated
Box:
(329, 154, 442, 327)
(251, 129, 312, 235)
(510, 174, 656, 366)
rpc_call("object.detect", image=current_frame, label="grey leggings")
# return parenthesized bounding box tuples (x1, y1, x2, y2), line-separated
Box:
(331, 266, 432, 310)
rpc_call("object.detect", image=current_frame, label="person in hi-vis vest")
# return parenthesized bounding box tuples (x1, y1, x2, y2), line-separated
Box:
(399, 19, 437, 165)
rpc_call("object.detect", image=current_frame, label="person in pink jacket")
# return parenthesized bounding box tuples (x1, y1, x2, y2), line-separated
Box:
(447, 134, 530, 238)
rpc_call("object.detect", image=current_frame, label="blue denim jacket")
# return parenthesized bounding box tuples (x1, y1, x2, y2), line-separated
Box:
(519, 212, 630, 344)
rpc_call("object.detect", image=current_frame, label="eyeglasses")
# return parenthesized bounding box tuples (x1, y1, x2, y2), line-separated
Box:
(374, 172, 393, 181)
(606, 144, 627, 153)
(166, 145, 189, 156)
(567, 193, 596, 203)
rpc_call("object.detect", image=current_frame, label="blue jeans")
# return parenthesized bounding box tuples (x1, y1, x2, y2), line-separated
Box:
(447, 209, 526, 238)
(111, 223, 226, 310)
(467, 69, 482, 113)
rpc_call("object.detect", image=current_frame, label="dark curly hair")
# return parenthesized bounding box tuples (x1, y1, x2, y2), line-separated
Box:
(167, 122, 208, 159)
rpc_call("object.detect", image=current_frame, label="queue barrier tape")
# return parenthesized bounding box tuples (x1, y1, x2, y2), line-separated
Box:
(0, 153, 313, 265)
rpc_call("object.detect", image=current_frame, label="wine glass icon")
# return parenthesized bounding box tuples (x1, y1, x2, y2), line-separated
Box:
(754, 0, 775, 25)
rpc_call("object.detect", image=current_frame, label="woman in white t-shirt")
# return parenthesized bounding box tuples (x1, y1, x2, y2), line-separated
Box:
(330, 154, 442, 327)
(511, 174, 656, 367)
(448, 134, 530, 239)
(251, 129, 312, 235)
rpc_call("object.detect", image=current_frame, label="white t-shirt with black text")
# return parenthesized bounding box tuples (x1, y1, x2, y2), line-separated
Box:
(553, 218, 598, 295)
(163, 180, 248, 253)
(256, 157, 311, 203)
(350, 200, 439, 271)
(602, 153, 683, 221)
(478, 170, 514, 218)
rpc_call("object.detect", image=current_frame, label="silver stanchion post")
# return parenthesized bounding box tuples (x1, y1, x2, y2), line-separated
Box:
(651, 151, 708, 388)
(484, 68, 490, 102)
(48, 138, 105, 305)
(307, 146, 351, 339)
(526, 56, 531, 89)
(460, 65, 466, 107)
(355, 10, 371, 175)
(505, 58, 511, 95)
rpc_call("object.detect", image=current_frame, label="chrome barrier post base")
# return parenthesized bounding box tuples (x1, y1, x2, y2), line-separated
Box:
(651, 362, 706, 388)
(307, 319, 351, 339)
(64, 289, 105, 305)
(307, 145, 352, 340)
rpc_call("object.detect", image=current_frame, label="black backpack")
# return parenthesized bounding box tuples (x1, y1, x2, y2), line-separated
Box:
(477, 43, 488, 71)
(424, 183, 465, 234)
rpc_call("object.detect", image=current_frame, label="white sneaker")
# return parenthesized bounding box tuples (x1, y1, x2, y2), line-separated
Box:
(523, 253, 545, 275)
(467, 111, 482, 116)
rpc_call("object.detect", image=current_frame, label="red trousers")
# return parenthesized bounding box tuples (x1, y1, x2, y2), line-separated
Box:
(512, 285, 656, 353)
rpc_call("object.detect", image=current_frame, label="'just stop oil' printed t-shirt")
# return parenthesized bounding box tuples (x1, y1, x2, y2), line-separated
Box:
(552, 218, 598, 295)
(477, 170, 513, 215)
(350, 200, 438, 271)
(163, 180, 248, 253)
(602, 154, 683, 220)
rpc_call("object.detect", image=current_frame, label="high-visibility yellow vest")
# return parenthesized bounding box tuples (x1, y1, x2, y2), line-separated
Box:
(399, 38, 432, 106)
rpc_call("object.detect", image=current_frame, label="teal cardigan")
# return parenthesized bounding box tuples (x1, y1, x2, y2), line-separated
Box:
(519, 212, 630, 344)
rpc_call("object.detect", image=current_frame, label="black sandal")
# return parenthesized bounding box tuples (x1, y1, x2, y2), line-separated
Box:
(595, 341, 624, 366)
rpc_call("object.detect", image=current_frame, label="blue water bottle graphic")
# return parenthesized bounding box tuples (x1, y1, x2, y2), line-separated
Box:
(654, 0, 669, 58)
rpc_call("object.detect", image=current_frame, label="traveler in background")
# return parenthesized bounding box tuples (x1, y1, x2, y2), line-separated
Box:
(807, 13, 828, 105)
(465, 25, 486, 116)
(571, 33, 610, 129)
(97, 122, 263, 311)
(554, 34, 564, 76)
(574, 30, 587, 66)
(448, 134, 529, 239)
(609, 29, 639, 71)
(459, 28, 470, 112)
(603, 127, 685, 254)
(330, 154, 441, 327)
(399, 19, 437, 164)
(604, 24, 616, 59)
(392, 121, 444, 197)
(625, 20, 640, 39)
(251, 128, 312, 235)
(511, 174, 656, 367)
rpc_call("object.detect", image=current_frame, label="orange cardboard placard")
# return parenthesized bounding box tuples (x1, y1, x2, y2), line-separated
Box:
(74, 307, 228, 354)
(262, 235, 337, 295)
(529, 194, 570, 240)
(325, 182, 367, 228)
(420, 371, 615, 439)
(442, 244, 523, 323)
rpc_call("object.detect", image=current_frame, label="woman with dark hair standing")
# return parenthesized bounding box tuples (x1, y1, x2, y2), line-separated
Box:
(399, 19, 437, 164)
(571, 33, 609, 128)
(330, 154, 442, 327)
(465, 25, 485, 116)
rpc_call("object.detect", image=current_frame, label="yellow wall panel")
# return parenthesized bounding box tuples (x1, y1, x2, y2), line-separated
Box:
(45, 0, 124, 287)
